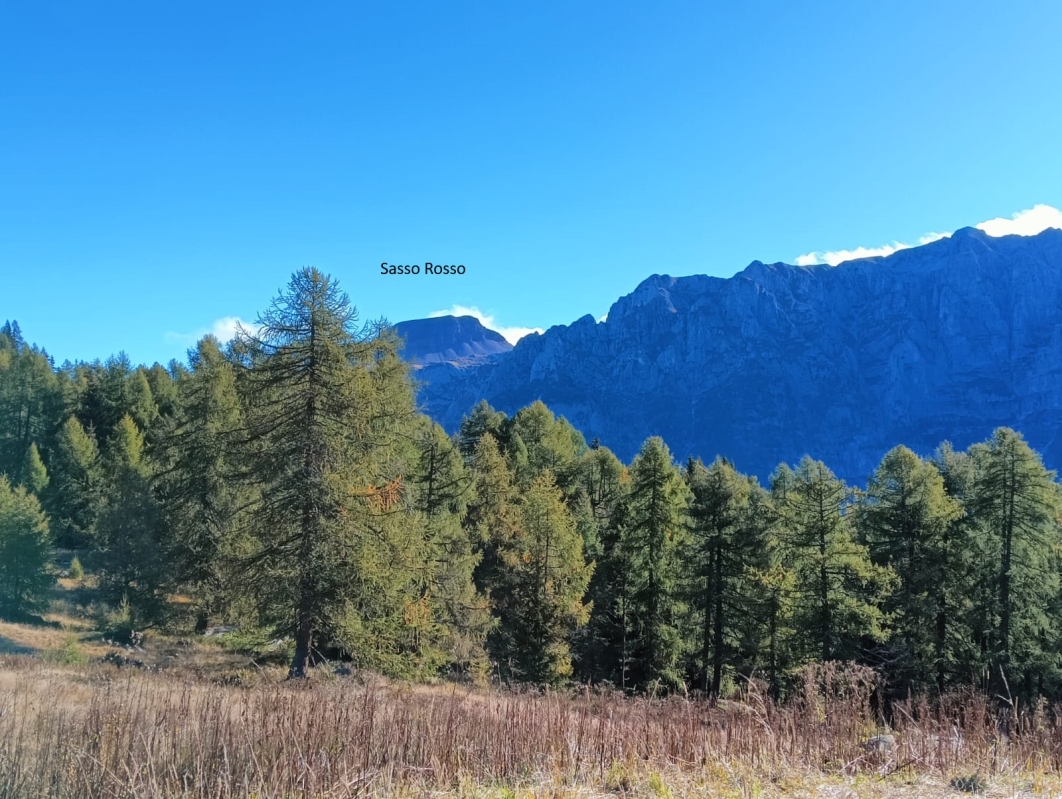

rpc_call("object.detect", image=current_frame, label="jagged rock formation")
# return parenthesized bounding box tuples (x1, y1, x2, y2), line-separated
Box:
(402, 227, 1062, 482)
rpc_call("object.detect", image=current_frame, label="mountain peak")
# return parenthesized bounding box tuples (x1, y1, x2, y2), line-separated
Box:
(392, 315, 512, 366)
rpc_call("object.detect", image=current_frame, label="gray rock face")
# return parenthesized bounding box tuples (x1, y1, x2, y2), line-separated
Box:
(410, 227, 1062, 483)
(393, 315, 512, 366)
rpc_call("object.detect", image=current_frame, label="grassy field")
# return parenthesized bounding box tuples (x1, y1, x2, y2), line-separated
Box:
(2, 575, 1062, 797)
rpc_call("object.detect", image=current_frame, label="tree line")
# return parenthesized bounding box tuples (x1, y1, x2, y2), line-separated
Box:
(2, 267, 1061, 700)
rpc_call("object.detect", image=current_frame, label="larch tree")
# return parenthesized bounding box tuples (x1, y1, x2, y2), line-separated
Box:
(624, 436, 689, 691)
(859, 445, 963, 694)
(235, 267, 422, 679)
(770, 457, 891, 666)
(684, 457, 770, 696)
(501, 471, 594, 684)
(0, 476, 52, 619)
(970, 428, 1062, 695)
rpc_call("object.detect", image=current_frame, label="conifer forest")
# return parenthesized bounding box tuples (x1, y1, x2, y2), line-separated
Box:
(4, 267, 1062, 708)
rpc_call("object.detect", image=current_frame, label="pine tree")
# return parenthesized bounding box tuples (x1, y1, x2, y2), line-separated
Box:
(458, 400, 507, 458)
(624, 436, 689, 691)
(235, 267, 423, 678)
(0, 476, 52, 620)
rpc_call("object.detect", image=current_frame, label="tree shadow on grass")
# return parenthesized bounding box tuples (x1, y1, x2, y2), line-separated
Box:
(0, 634, 36, 655)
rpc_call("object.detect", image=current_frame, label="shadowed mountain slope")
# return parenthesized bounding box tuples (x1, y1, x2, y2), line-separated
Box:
(407, 227, 1062, 482)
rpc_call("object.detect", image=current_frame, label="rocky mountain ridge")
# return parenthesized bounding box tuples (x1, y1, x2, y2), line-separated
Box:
(397, 226, 1062, 482)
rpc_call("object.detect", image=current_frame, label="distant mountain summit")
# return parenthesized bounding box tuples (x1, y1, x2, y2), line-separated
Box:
(393, 315, 512, 366)
(403, 227, 1062, 482)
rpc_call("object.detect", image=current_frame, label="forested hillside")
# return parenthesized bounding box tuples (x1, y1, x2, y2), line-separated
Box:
(3, 266, 1062, 701)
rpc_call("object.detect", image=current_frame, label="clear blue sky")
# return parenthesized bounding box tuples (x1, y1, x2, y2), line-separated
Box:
(3, 1, 1061, 365)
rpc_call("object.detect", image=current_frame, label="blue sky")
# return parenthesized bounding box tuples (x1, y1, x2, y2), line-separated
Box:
(3, 1, 1062, 365)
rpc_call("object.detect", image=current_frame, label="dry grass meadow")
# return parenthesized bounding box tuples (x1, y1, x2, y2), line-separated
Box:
(1, 575, 1062, 797)
(4, 649, 1062, 798)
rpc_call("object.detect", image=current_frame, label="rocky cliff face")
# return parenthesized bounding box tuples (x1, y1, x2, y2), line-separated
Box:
(408, 227, 1062, 482)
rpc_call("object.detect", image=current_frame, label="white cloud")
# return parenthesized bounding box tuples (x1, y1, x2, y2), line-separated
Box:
(165, 316, 253, 348)
(975, 204, 1062, 237)
(598, 313, 608, 323)
(794, 204, 1062, 267)
(428, 305, 543, 345)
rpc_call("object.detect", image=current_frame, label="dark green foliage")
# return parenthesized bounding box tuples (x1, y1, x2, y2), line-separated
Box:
(48, 416, 102, 549)
(235, 267, 427, 678)
(0, 476, 53, 619)
(94, 415, 169, 622)
(155, 336, 249, 628)
(969, 428, 1062, 695)
(623, 436, 689, 691)
(859, 446, 964, 694)
(0, 328, 63, 484)
(684, 457, 770, 695)
(770, 457, 892, 667)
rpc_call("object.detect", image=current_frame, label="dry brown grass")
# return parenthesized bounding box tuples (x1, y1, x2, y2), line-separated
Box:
(2, 658, 1062, 798)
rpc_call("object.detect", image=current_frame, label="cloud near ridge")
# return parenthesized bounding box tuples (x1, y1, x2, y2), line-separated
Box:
(795, 204, 1062, 267)
(428, 305, 543, 345)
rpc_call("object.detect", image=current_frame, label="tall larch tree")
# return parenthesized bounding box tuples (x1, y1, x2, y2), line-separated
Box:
(236, 267, 422, 678)
(970, 428, 1062, 696)
(624, 436, 689, 691)
(771, 457, 891, 666)
(859, 446, 964, 695)
(684, 457, 770, 696)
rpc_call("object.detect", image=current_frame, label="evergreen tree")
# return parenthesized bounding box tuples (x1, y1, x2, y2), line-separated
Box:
(770, 457, 891, 666)
(236, 267, 423, 678)
(410, 421, 492, 678)
(48, 416, 102, 549)
(0, 476, 53, 620)
(507, 401, 586, 490)
(155, 336, 249, 629)
(95, 415, 168, 621)
(22, 442, 49, 496)
(624, 436, 689, 691)
(970, 428, 1062, 695)
(458, 400, 507, 458)
(500, 471, 593, 684)
(859, 446, 964, 694)
(0, 330, 62, 482)
(684, 457, 770, 695)
(466, 432, 523, 675)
